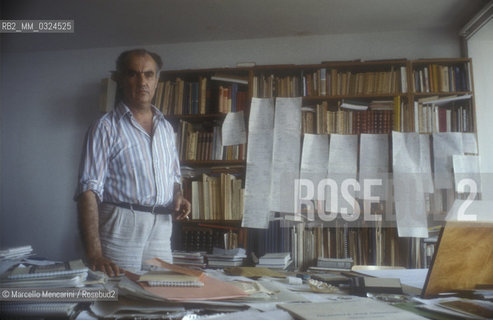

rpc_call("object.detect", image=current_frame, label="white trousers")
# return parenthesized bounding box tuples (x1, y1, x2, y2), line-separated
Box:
(98, 203, 173, 272)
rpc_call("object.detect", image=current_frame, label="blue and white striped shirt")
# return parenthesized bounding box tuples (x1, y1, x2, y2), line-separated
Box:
(76, 102, 180, 207)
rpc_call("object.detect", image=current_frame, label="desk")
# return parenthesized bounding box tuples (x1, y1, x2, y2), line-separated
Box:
(2, 267, 491, 319)
(80, 268, 429, 319)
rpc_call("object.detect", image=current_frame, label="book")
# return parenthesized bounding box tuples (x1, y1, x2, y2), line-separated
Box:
(139, 271, 204, 287)
(315, 257, 353, 270)
(340, 100, 368, 111)
(258, 252, 291, 266)
(210, 73, 248, 85)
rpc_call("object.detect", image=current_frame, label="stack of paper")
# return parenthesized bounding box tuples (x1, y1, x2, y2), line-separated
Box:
(0, 259, 88, 288)
(126, 258, 248, 301)
(257, 252, 292, 269)
(206, 247, 246, 268)
(172, 250, 206, 268)
(308, 257, 354, 272)
(0, 245, 33, 274)
(0, 258, 88, 319)
(0, 245, 33, 260)
(138, 271, 204, 287)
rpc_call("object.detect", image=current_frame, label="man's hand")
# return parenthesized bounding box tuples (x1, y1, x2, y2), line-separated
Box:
(87, 254, 123, 277)
(78, 191, 122, 277)
(174, 193, 191, 220)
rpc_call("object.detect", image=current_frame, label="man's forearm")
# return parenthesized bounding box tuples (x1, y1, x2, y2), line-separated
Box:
(173, 182, 182, 198)
(77, 190, 102, 259)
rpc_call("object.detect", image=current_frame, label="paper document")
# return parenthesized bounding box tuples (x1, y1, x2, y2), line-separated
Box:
(326, 134, 358, 215)
(278, 298, 426, 319)
(358, 134, 389, 201)
(222, 111, 246, 146)
(126, 258, 248, 301)
(419, 134, 434, 193)
(433, 132, 463, 189)
(242, 98, 275, 229)
(270, 97, 302, 214)
(354, 268, 428, 291)
(300, 134, 329, 200)
(453, 155, 481, 193)
(392, 132, 428, 238)
(462, 132, 478, 154)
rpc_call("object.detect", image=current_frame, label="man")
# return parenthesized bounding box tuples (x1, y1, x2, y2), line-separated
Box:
(75, 49, 190, 276)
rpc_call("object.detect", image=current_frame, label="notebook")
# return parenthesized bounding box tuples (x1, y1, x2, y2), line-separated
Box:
(126, 258, 248, 301)
(0, 302, 78, 317)
(6, 259, 88, 280)
(422, 221, 493, 298)
(138, 271, 204, 287)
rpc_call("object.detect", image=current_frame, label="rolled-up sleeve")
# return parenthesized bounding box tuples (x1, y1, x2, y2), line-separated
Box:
(168, 124, 181, 185)
(74, 119, 112, 202)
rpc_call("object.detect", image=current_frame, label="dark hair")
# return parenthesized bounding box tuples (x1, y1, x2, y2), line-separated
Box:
(115, 49, 163, 75)
(113, 49, 162, 103)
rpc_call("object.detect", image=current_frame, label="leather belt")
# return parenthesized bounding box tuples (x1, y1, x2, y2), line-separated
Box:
(106, 202, 173, 214)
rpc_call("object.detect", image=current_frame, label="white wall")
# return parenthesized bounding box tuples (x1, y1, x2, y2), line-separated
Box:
(468, 20, 493, 199)
(0, 29, 462, 260)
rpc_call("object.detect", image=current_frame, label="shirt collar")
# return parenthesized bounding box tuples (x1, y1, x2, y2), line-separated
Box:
(115, 102, 165, 122)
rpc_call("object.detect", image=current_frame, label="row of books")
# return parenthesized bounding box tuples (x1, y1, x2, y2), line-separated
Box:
(302, 106, 393, 135)
(413, 63, 471, 93)
(252, 67, 405, 98)
(182, 173, 244, 221)
(174, 225, 247, 254)
(413, 97, 474, 133)
(246, 218, 293, 260)
(177, 121, 246, 161)
(154, 78, 206, 115)
(303, 67, 404, 97)
(217, 85, 249, 113)
(154, 76, 248, 116)
(291, 222, 404, 270)
(172, 222, 432, 271)
(248, 216, 411, 270)
(252, 74, 302, 98)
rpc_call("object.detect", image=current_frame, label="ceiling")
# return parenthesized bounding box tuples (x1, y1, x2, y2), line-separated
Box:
(0, 0, 488, 52)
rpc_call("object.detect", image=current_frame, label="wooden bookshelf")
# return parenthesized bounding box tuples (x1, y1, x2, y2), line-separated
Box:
(159, 58, 476, 269)
(409, 58, 475, 133)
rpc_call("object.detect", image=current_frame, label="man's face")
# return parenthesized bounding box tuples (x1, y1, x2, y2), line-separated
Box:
(120, 53, 159, 108)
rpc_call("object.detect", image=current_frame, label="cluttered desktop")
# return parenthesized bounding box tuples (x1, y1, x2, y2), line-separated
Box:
(1, 219, 492, 319)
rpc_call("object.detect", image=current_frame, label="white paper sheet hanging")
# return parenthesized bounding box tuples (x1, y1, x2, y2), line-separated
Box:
(221, 111, 246, 146)
(462, 132, 478, 154)
(453, 155, 481, 193)
(433, 132, 463, 189)
(300, 134, 329, 201)
(242, 98, 275, 229)
(358, 134, 389, 201)
(326, 134, 358, 215)
(269, 97, 302, 214)
(392, 131, 428, 238)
